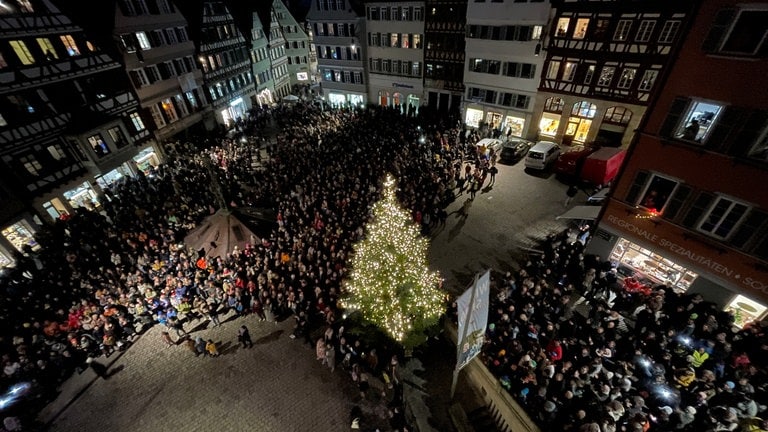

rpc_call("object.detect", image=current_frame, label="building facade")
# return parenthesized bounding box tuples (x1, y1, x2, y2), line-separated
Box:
(365, 2, 425, 114)
(532, 0, 695, 147)
(273, 0, 312, 93)
(195, 1, 255, 128)
(251, 11, 277, 107)
(423, 0, 467, 116)
(587, 0, 768, 326)
(463, 0, 549, 138)
(268, 2, 292, 100)
(115, 0, 207, 147)
(0, 0, 154, 266)
(306, 0, 367, 107)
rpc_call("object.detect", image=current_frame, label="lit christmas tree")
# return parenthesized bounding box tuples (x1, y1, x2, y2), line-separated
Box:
(342, 174, 445, 349)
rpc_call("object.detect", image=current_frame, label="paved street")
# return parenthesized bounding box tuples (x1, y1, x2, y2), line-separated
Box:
(46, 315, 390, 432)
(42, 146, 574, 432)
(430, 159, 574, 295)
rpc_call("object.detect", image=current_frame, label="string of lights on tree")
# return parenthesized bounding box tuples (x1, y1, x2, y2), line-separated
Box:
(341, 174, 445, 348)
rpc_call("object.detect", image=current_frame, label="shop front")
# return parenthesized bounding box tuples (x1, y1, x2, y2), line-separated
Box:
(95, 164, 133, 190)
(464, 105, 529, 137)
(133, 147, 160, 174)
(0, 246, 13, 268)
(219, 97, 248, 128)
(63, 181, 100, 210)
(256, 88, 275, 107)
(588, 203, 768, 328)
(328, 92, 364, 108)
(42, 197, 70, 221)
(2, 219, 39, 252)
(465, 108, 484, 128)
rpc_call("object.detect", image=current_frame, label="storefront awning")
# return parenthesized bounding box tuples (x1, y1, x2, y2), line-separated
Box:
(557, 206, 601, 220)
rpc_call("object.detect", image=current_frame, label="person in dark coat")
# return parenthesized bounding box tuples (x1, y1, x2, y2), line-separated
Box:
(238, 325, 253, 348)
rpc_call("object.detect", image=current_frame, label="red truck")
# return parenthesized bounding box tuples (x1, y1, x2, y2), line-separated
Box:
(580, 147, 627, 186)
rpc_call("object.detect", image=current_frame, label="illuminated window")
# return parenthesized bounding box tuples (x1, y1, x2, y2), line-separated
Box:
(675, 100, 725, 144)
(638, 174, 678, 213)
(597, 66, 615, 87)
(135, 31, 151, 50)
(130, 112, 145, 131)
(150, 105, 166, 128)
(617, 68, 636, 89)
(726, 294, 767, 328)
(638, 70, 658, 91)
(60, 35, 81, 56)
(401, 34, 409, 48)
(544, 97, 564, 113)
(573, 19, 589, 39)
(556, 18, 570, 37)
(413, 34, 421, 49)
(390, 33, 399, 48)
(603, 107, 632, 125)
(88, 134, 110, 157)
(10, 41, 34, 65)
(37, 38, 57, 60)
(584, 64, 595, 84)
(546, 61, 560, 79)
(572, 101, 597, 118)
(18, 0, 34, 12)
(562, 62, 577, 81)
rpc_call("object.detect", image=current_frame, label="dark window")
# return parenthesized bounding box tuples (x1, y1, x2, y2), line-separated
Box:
(730, 209, 768, 249)
(703, 9, 768, 56)
(681, 192, 715, 229)
(662, 184, 691, 222)
(625, 170, 650, 205)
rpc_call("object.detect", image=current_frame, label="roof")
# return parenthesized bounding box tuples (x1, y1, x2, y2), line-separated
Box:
(556, 205, 601, 221)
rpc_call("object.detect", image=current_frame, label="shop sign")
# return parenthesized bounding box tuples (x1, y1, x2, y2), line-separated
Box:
(392, 83, 414, 89)
(604, 212, 768, 297)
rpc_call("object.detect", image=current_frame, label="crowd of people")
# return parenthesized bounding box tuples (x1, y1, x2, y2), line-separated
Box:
(475, 228, 768, 431)
(0, 102, 499, 430)
(6, 98, 763, 432)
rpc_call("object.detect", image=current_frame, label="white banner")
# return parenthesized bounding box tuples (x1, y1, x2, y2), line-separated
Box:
(456, 269, 491, 371)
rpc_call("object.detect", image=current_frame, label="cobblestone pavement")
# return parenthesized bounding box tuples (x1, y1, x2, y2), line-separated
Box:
(46, 315, 391, 432)
(42, 146, 574, 432)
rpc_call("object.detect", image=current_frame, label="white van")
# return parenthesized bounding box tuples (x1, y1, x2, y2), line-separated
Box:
(525, 141, 561, 170)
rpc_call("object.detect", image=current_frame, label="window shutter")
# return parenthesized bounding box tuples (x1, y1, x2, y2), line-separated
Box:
(625, 170, 649, 205)
(702, 8, 736, 52)
(662, 184, 692, 222)
(730, 209, 768, 249)
(681, 192, 715, 229)
(706, 106, 745, 150)
(729, 110, 768, 156)
(658, 97, 689, 138)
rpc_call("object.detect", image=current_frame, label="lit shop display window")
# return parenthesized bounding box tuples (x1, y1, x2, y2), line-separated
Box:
(2, 221, 39, 252)
(610, 238, 698, 292)
(725, 294, 767, 329)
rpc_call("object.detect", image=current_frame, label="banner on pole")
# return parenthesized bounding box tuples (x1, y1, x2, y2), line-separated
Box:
(456, 269, 490, 371)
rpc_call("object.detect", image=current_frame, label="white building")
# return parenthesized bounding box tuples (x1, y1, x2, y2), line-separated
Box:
(306, 0, 367, 107)
(364, 2, 425, 114)
(463, 1, 550, 138)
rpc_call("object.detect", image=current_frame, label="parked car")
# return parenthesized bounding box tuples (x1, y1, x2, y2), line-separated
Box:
(475, 138, 503, 159)
(554, 146, 599, 177)
(499, 138, 534, 164)
(525, 141, 561, 170)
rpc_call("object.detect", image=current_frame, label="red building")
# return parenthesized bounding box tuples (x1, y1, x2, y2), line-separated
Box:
(587, 0, 768, 326)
